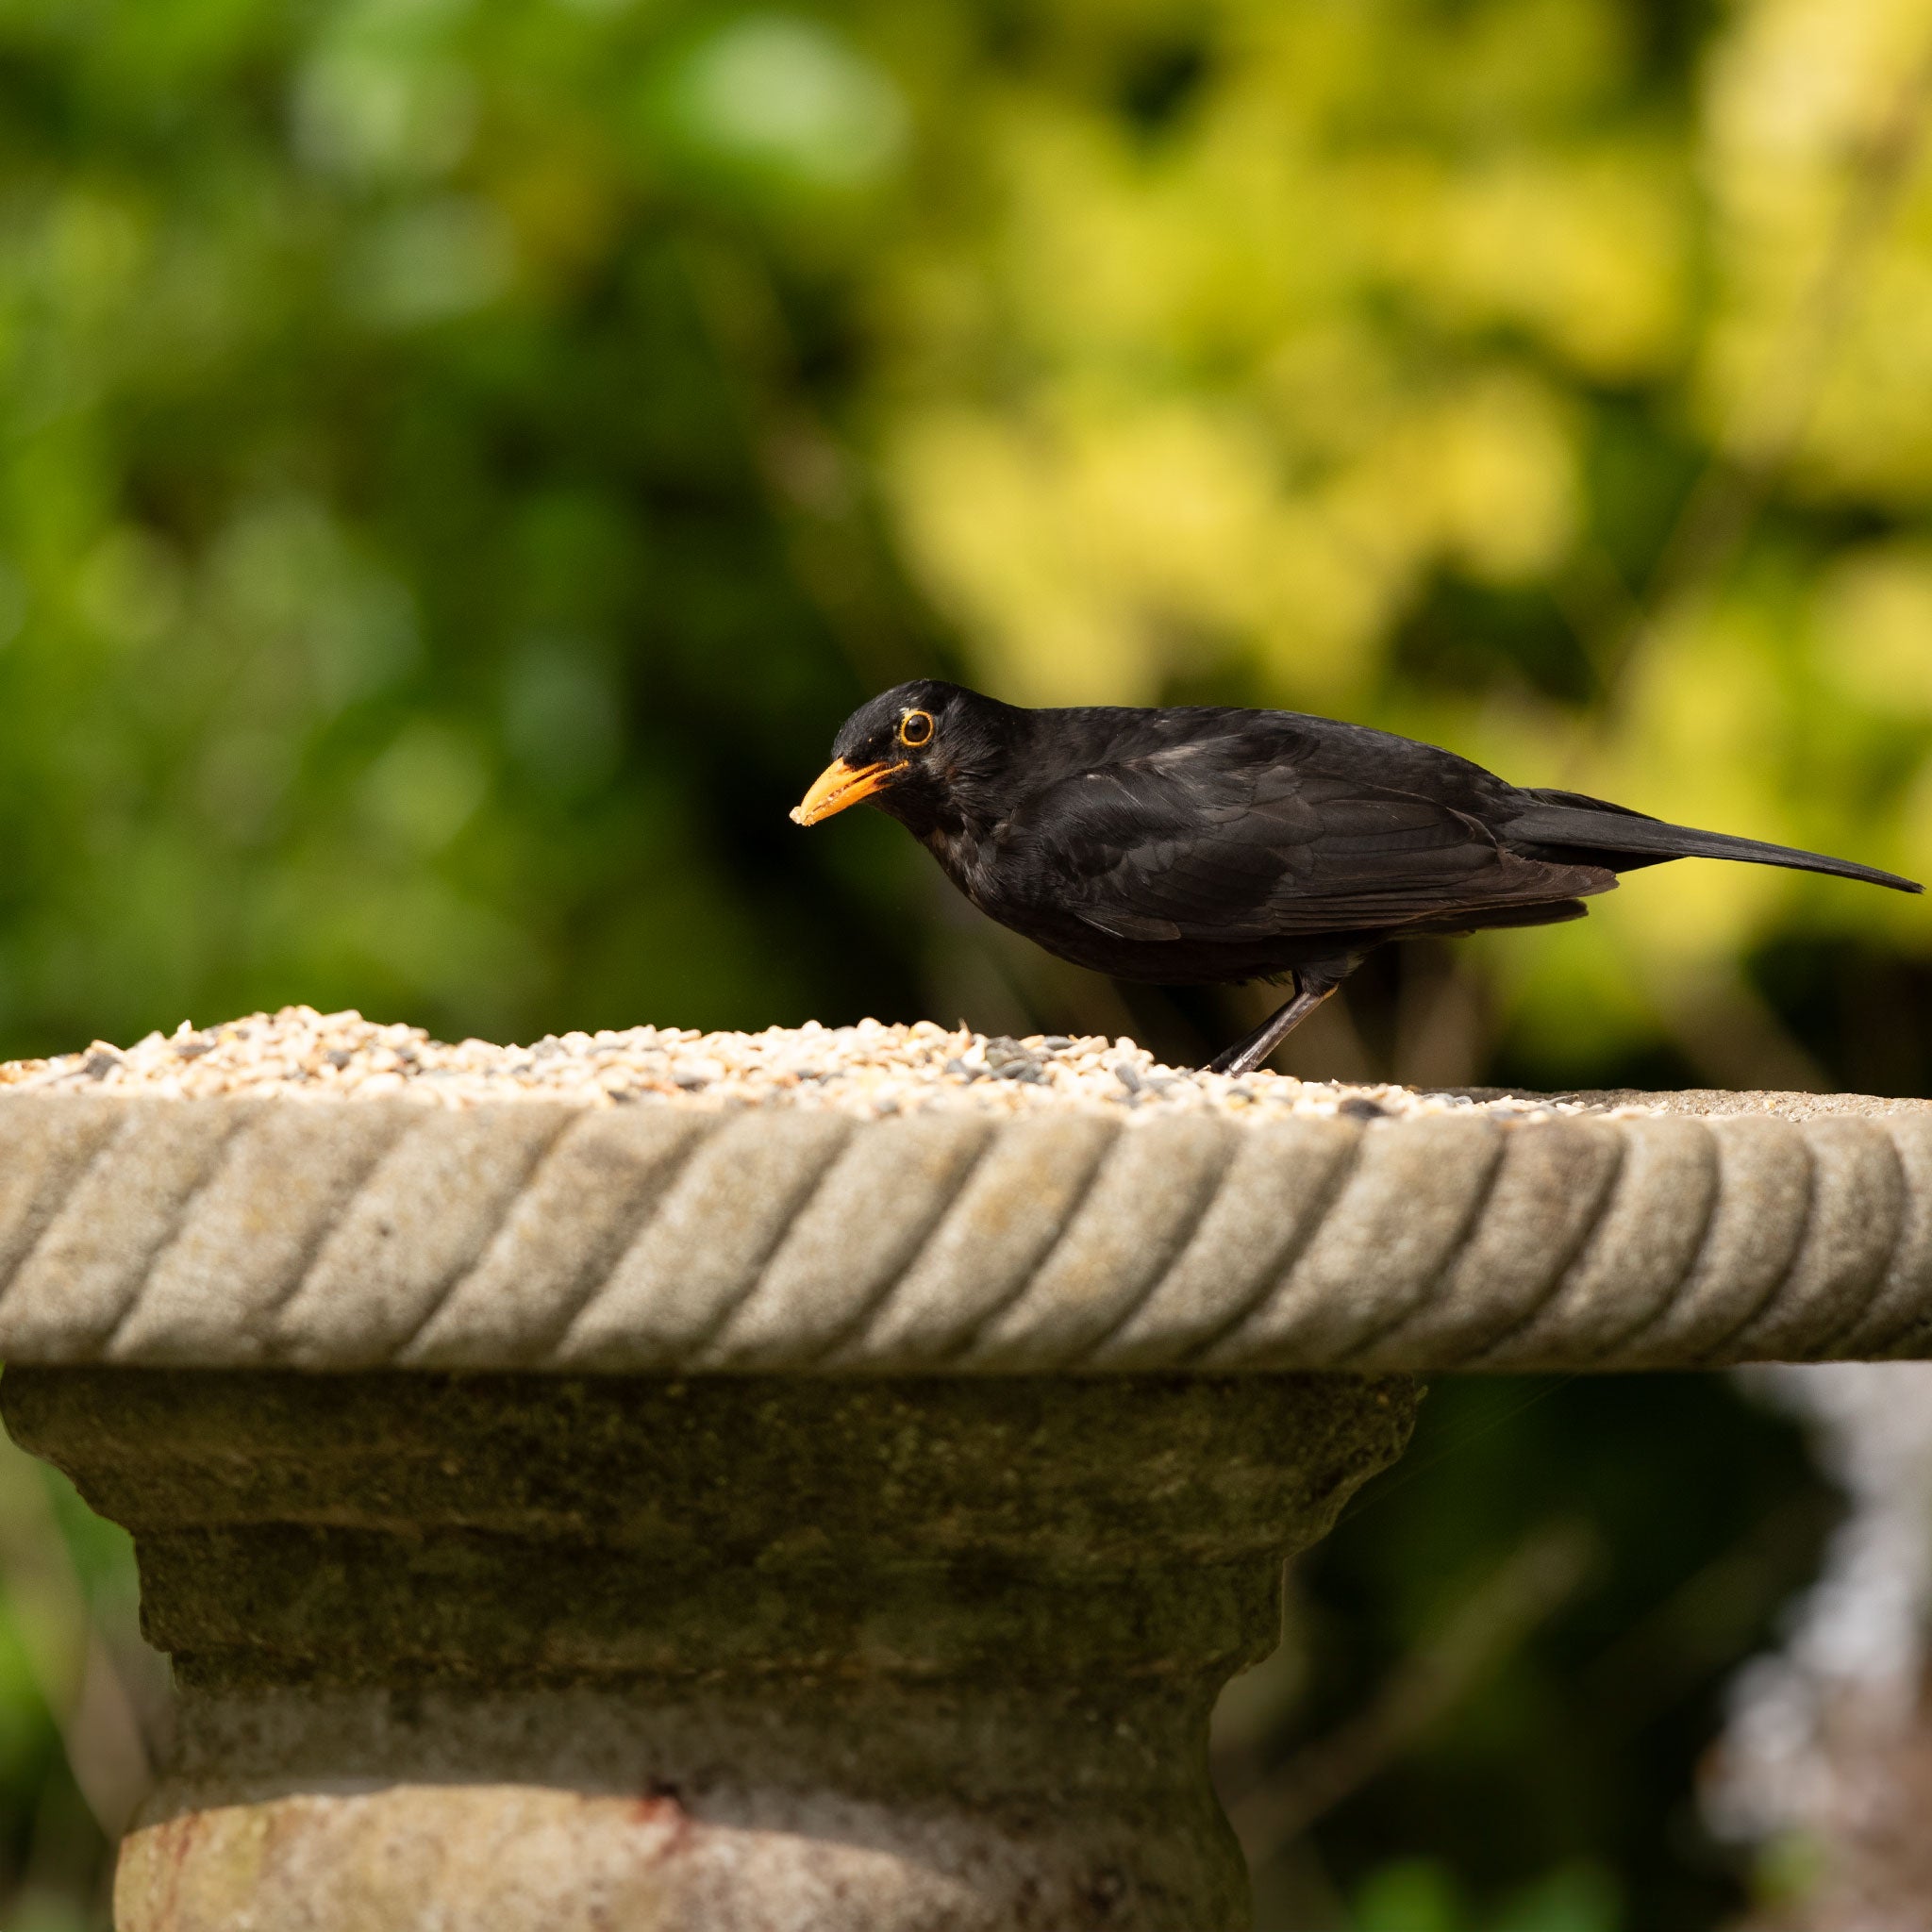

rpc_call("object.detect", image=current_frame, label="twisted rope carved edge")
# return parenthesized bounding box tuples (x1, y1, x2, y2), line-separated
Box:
(0, 1093, 1926, 1374)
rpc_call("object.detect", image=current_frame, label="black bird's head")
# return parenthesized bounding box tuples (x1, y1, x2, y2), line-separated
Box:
(791, 680, 1008, 838)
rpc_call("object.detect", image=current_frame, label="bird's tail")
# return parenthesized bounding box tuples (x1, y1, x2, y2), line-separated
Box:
(1509, 789, 1924, 894)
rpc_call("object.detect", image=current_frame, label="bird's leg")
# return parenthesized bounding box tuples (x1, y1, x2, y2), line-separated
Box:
(1206, 967, 1350, 1077)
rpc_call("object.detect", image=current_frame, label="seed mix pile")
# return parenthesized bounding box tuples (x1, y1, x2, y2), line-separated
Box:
(0, 1007, 1604, 1124)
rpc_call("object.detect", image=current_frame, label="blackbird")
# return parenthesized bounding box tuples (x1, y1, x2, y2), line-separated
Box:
(791, 680, 1923, 1076)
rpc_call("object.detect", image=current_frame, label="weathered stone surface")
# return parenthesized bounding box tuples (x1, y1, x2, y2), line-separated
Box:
(1196, 1112, 1505, 1368)
(1475, 1116, 1715, 1368)
(404, 1107, 715, 1368)
(962, 1114, 1236, 1369)
(0, 1077, 1923, 1929)
(116, 1783, 999, 1932)
(830, 1113, 1120, 1367)
(1351, 1117, 1624, 1369)
(1090, 1117, 1357, 1371)
(4, 1368, 1418, 1932)
(0, 1091, 1925, 1376)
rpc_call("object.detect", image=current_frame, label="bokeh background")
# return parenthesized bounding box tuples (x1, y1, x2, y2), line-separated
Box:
(2, 0, 1932, 1924)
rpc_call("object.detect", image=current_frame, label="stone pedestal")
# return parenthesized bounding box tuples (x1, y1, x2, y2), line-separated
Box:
(0, 1081, 1926, 1927)
(2, 1367, 1417, 1932)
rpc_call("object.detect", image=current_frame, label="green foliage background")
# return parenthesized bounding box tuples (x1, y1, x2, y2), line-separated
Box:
(0, 0, 1926, 1924)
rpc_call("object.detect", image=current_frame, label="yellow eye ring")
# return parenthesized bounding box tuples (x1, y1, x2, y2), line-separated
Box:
(898, 708, 934, 748)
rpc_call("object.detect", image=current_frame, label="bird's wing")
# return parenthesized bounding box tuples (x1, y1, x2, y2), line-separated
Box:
(1003, 743, 1611, 941)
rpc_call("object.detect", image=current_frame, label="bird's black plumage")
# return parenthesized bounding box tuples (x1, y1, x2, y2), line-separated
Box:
(792, 680, 1922, 1074)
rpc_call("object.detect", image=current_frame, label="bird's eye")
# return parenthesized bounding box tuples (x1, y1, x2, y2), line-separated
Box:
(898, 709, 935, 748)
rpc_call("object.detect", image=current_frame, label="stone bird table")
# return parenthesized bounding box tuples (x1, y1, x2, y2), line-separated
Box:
(0, 1011, 1928, 1932)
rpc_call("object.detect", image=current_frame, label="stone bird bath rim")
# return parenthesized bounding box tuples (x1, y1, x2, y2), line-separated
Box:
(1, 1009, 1928, 1930)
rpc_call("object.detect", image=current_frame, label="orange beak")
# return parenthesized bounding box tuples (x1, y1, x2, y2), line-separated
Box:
(789, 758, 894, 826)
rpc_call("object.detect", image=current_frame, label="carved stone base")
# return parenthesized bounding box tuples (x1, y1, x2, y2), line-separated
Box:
(1, 1369, 1417, 1932)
